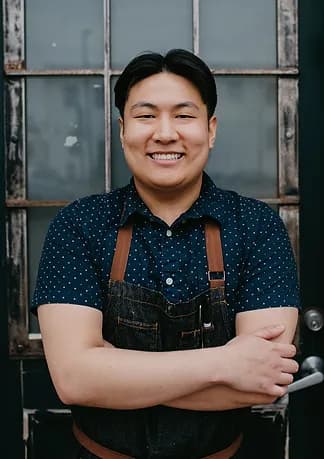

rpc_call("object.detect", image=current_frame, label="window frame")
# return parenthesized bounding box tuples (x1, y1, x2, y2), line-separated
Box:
(3, 0, 299, 357)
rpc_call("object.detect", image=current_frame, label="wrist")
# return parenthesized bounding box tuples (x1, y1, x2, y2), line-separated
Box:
(201, 346, 231, 386)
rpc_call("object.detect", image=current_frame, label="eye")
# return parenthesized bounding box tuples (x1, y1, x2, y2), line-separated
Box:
(176, 114, 195, 119)
(134, 114, 155, 119)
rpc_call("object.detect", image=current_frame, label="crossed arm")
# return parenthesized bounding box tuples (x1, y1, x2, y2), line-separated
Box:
(165, 307, 298, 410)
(38, 304, 298, 411)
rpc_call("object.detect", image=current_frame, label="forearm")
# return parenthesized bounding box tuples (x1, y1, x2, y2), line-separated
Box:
(164, 385, 276, 411)
(55, 346, 222, 410)
(98, 341, 273, 412)
(40, 307, 227, 410)
(166, 308, 299, 412)
(39, 305, 298, 411)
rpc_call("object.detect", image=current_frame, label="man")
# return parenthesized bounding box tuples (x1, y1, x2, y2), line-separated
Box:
(33, 49, 300, 458)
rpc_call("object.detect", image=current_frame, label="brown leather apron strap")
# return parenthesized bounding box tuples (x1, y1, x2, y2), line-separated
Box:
(73, 422, 242, 459)
(203, 433, 243, 459)
(205, 221, 225, 289)
(73, 422, 135, 459)
(110, 224, 133, 281)
(110, 221, 224, 289)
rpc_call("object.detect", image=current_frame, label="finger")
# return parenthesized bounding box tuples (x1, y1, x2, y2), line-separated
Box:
(253, 324, 285, 340)
(280, 358, 299, 374)
(274, 343, 296, 358)
(276, 385, 289, 397)
(268, 384, 288, 398)
(277, 373, 294, 386)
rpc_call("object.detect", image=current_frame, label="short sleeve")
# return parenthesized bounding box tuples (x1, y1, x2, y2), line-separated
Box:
(234, 201, 300, 312)
(31, 201, 105, 313)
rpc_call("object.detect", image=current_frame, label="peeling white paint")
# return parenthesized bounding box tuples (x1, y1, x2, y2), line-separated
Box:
(64, 136, 78, 147)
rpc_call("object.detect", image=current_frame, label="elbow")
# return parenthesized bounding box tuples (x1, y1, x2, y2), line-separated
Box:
(55, 379, 91, 407)
(50, 365, 85, 406)
(51, 363, 108, 408)
(55, 385, 74, 406)
(57, 377, 95, 407)
(52, 374, 78, 406)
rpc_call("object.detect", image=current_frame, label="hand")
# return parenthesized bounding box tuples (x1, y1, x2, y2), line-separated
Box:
(222, 324, 298, 397)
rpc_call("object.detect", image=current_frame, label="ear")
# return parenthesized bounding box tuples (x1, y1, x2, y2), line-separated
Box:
(208, 115, 217, 149)
(118, 117, 124, 147)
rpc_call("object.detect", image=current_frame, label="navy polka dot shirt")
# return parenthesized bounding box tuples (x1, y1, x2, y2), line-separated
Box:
(31, 173, 300, 315)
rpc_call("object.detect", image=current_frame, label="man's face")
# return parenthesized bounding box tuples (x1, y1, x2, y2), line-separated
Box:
(119, 72, 217, 195)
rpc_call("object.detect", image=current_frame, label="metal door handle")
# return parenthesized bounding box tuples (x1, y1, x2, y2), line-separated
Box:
(303, 308, 324, 332)
(287, 356, 324, 393)
(287, 372, 324, 393)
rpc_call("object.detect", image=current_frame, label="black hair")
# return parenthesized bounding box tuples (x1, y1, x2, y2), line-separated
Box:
(114, 48, 217, 119)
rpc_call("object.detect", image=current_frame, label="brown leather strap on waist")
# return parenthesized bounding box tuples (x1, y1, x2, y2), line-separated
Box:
(73, 422, 134, 458)
(203, 433, 243, 458)
(73, 422, 242, 459)
(110, 221, 224, 289)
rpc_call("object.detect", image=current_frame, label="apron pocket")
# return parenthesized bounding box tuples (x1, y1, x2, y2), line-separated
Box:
(179, 328, 201, 349)
(116, 316, 159, 351)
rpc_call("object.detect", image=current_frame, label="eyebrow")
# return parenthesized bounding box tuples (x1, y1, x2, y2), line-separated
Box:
(174, 102, 200, 111)
(130, 102, 156, 111)
(130, 101, 200, 112)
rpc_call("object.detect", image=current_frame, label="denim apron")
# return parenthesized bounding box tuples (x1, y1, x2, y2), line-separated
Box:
(72, 220, 247, 458)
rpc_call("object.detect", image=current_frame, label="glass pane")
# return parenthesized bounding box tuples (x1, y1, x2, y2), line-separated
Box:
(110, 0, 193, 68)
(26, 77, 105, 200)
(28, 207, 61, 333)
(200, 0, 277, 68)
(206, 77, 277, 198)
(111, 77, 131, 189)
(25, 0, 104, 69)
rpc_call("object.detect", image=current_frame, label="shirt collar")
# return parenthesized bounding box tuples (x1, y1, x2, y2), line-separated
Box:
(180, 172, 228, 225)
(119, 172, 230, 227)
(119, 178, 151, 226)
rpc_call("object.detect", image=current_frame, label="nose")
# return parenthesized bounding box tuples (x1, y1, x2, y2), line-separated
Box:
(152, 115, 179, 143)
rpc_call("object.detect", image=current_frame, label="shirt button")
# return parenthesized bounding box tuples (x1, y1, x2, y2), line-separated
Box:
(166, 277, 173, 286)
(166, 229, 172, 237)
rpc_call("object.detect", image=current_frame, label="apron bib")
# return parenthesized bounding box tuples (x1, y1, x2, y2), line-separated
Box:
(72, 221, 247, 458)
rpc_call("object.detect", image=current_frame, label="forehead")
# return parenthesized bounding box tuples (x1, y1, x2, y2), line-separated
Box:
(126, 72, 204, 107)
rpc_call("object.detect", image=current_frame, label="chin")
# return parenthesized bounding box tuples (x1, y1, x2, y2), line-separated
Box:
(151, 177, 193, 192)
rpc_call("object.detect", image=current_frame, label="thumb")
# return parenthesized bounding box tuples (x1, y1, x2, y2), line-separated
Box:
(252, 324, 285, 340)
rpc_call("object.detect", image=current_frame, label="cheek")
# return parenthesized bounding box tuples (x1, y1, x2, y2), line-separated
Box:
(184, 126, 210, 148)
(123, 125, 152, 148)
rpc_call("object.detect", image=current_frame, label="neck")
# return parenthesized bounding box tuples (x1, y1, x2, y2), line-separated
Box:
(134, 176, 203, 226)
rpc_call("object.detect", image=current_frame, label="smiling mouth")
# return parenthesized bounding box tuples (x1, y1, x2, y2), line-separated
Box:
(149, 152, 183, 161)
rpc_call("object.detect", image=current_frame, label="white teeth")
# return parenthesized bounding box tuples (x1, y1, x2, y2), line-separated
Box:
(151, 153, 182, 161)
